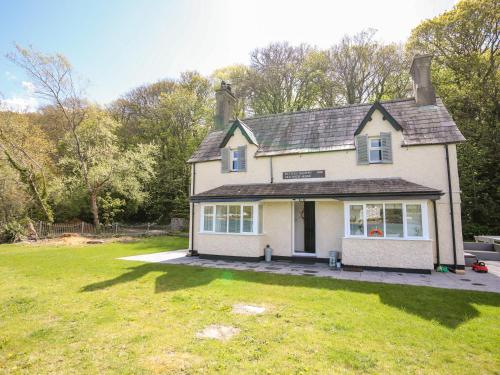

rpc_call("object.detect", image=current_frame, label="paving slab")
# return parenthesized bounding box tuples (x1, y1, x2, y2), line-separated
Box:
(119, 252, 500, 293)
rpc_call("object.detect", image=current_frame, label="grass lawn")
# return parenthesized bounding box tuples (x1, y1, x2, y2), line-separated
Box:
(1, 236, 499, 374)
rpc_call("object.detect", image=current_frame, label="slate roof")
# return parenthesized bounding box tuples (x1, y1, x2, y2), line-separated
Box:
(188, 98, 465, 163)
(190, 178, 442, 201)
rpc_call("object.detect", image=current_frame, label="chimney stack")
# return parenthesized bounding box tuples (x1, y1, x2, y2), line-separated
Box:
(410, 54, 436, 106)
(214, 81, 236, 130)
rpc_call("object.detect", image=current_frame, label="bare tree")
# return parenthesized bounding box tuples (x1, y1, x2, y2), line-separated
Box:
(245, 42, 322, 115)
(324, 29, 411, 105)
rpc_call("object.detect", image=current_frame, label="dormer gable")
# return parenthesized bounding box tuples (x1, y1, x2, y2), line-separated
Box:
(354, 102, 403, 165)
(354, 102, 402, 136)
(219, 119, 259, 149)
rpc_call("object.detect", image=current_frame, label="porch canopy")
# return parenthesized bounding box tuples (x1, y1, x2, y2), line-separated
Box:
(190, 178, 443, 202)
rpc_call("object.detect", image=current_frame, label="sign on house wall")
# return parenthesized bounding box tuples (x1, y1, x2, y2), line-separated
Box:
(283, 170, 326, 179)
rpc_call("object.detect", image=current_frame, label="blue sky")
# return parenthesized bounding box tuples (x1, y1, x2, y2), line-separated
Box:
(0, 0, 457, 110)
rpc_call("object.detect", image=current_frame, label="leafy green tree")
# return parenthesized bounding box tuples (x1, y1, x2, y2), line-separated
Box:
(0, 111, 55, 222)
(110, 72, 213, 223)
(59, 107, 156, 227)
(408, 0, 499, 237)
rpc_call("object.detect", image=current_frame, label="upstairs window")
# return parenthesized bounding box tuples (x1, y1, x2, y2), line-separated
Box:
(221, 146, 247, 173)
(369, 137, 382, 163)
(231, 149, 243, 171)
(356, 132, 392, 164)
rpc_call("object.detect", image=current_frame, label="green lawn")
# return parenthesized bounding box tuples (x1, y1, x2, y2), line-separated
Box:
(1, 237, 499, 374)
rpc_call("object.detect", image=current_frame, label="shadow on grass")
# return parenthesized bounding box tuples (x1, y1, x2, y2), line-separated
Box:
(81, 263, 500, 329)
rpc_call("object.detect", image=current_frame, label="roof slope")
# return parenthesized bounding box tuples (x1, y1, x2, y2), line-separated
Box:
(190, 178, 442, 201)
(189, 98, 464, 163)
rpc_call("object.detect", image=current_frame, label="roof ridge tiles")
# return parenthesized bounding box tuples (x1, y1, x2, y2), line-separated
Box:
(242, 98, 417, 121)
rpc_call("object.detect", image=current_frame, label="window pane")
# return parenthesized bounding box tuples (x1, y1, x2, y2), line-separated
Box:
(370, 150, 382, 162)
(258, 205, 263, 233)
(203, 206, 214, 231)
(385, 203, 403, 238)
(228, 205, 241, 233)
(370, 138, 381, 147)
(406, 204, 423, 237)
(242, 206, 253, 232)
(349, 205, 364, 235)
(215, 205, 228, 232)
(367, 204, 384, 237)
(231, 150, 240, 171)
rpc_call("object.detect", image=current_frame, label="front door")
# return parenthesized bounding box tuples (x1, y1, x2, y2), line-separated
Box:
(303, 201, 316, 253)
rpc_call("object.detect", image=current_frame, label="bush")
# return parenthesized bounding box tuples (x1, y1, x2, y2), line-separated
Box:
(462, 222, 492, 241)
(0, 220, 27, 243)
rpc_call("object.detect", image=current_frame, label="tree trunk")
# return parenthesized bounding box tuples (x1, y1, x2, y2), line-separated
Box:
(90, 191, 100, 232)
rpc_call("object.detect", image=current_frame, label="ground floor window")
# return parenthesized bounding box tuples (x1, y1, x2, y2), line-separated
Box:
(201, 203, 262, 234)
(345, 201, 428, 239)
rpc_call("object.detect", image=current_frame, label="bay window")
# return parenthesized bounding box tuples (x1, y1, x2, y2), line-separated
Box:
(345, 201, 427, 239)
(349, 205, 364, 235)
(201, 203, 262, 234)
(366, 204, 383, 237)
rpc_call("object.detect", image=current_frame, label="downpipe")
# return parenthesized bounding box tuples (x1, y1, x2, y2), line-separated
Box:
(445, 144, 458, 272)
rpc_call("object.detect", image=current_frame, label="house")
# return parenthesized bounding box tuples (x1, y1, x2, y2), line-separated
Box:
(187, 55, 466, 274)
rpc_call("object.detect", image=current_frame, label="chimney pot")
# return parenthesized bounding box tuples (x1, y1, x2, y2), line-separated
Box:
(214, 81, 236, 130)
(410, 54, 436, 106)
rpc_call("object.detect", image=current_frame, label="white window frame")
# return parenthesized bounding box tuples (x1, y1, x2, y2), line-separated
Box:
(368, 137, 382, 163)
(344, 201, 428, 240)
(230, 149, 242, 172)
(200, 203, 261, 235)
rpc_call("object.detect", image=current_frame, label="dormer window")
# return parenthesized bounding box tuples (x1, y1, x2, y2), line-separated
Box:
(369, 137, 382, 163)
(221, 145, 247, 173)
(355, 132, 393, 165)
(231, 149, 243, 171)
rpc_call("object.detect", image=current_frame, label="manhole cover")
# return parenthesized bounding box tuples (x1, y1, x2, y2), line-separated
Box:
(303, 270, 318, 273)
(472, 283, 485, 286)
(265, 267, 282, 270)
(460, 278, 471, 282)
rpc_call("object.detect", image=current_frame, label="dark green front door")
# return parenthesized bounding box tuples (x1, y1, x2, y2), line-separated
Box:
(304, 201, 316, 253)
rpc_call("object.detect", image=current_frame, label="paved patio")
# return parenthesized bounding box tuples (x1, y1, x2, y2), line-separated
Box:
(119, 250, 500, 293)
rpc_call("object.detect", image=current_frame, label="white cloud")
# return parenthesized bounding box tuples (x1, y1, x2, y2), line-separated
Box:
(0, 96, 39, 112)
(21, 81, 36, 94)
(4, 71, 16, 81)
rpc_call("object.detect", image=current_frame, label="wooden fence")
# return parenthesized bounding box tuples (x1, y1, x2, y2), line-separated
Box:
(36, 221, 173, 238)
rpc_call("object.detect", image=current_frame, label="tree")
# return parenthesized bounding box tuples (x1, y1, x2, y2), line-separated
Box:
(0, 160, 29, 224)
(211, 64, 251, 117)
(58, 107, 156, 228)
(109, 72, 213, 223)
(408, 0, 499, 237)
(109, 79, 177, 147)
(323, 29, 411, 105)
(244, 42, 323, 115)
(0, 111, 55, 222)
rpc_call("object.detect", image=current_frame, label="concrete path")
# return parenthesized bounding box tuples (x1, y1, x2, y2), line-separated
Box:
(119, 252, 500, 294)
(119, 249, 188, 262)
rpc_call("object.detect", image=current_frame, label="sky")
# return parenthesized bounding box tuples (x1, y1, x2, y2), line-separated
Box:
(0, 0, 457, 111)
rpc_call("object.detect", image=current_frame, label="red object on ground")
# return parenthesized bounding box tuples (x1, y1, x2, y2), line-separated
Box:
(472, 261, 488, 273)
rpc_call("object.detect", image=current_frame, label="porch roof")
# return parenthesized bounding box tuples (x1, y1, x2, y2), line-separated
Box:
(190, 178, 443, 202)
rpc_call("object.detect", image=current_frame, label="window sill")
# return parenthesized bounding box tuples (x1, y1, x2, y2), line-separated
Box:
(199, 232, 264, 236)
(343, 237, 430, 241)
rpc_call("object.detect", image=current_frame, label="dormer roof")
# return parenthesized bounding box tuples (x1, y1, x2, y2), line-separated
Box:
(219, 119, 259, 148)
